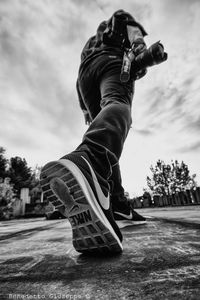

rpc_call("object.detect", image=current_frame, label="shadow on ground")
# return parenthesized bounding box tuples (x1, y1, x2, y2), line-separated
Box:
(0, 218, 200, 299)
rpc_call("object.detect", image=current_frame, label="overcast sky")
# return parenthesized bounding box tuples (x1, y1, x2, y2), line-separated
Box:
(0, 0, 200, 196)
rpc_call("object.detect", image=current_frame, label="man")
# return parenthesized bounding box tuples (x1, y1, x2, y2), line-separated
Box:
(40, 10, 147, 254)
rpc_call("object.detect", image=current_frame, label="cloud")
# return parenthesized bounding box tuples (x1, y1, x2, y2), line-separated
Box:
(183, 117, 200, 133)
(134, 0, 200, 138)
(179, 140, 200, 153)
(0, 0, 200, 194)
(0, 0, 86, 147)
(135, 128, 153, 136)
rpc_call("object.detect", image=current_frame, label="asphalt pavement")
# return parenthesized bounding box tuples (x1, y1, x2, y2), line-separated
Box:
(0, 205, 200, 300)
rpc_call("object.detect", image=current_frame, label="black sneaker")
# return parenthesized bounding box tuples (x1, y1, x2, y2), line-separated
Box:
(40, 153, 123, 254)
(112, 196, 146, 228)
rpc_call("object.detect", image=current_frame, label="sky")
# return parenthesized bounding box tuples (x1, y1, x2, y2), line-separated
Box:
(0, 0, 200, 196)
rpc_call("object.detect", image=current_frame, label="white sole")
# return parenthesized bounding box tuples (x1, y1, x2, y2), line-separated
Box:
(40, 159, 123, 254)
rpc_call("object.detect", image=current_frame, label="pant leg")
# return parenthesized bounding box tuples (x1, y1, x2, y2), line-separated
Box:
(76, 77, 101, 120)
(77, 62, 127, 202)
(76, 55, 135, 182)
(110, 163, 124, 196)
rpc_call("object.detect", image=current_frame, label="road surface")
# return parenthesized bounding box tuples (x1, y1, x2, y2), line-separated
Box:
(0, 206, 200, 300)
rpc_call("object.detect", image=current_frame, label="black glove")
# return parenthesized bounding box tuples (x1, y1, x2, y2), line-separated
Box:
(133, 42, 148, 80)
(134, 68, 148, 80)
(83, 110, 92, 125)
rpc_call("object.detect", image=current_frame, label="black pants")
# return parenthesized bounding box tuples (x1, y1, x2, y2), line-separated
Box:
(76, 54, 135, 199)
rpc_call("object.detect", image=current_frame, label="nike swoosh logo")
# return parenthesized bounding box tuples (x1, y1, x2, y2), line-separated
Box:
(114, 211, 133, 220)
(81, 156, 110, 210)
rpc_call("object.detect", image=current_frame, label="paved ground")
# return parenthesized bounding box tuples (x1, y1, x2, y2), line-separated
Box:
(0, 206, 200, 300)
(138, 205, 200, 226)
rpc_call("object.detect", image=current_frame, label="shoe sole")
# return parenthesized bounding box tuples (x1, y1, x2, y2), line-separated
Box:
(40, 159, 123, 254)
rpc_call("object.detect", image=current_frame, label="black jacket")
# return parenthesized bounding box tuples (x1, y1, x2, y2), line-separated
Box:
(77, 10, 147, 111)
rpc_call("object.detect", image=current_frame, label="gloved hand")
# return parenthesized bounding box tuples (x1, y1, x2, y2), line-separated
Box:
(133, 42, 148, 80)
(83, 110, 92, 125)
(134, 42, 147, 55)
(134, 68, 147, 80)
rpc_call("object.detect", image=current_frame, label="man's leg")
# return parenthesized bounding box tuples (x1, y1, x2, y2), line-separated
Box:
(78, 56, 146, 227)
(40, 56, 133, 254)
(75, 57, 133, 179)
(78, 66, 136, 230)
